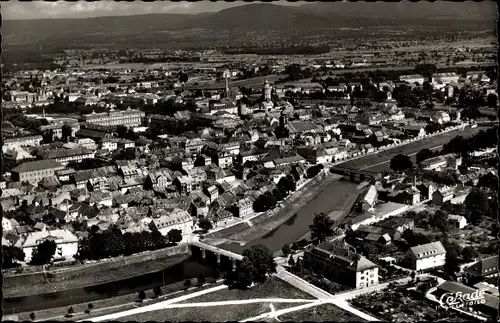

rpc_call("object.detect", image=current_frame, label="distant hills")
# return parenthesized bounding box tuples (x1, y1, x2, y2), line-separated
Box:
(2, 2, 496, 49)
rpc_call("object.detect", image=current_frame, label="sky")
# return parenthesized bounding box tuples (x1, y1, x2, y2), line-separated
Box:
(2, 1, 302, 20)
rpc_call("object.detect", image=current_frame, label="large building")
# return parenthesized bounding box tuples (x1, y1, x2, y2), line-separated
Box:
(3, 135, 43, 149)
(404, 241, 446, 271)
(79, 109, 145, 127)
(21, 229, 79, 262)
(431, 72, 459, 85)
(399, 74, 425, 85)
(464, 256, 499, 284)
(11, 160, 65, 184)
(303, 241, 379, 289)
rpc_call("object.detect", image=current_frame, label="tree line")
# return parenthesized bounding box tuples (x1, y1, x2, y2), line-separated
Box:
(76, 227, 182, 261)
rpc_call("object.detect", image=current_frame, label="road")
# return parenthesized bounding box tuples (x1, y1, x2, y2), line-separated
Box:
(338, 125, 485, 171)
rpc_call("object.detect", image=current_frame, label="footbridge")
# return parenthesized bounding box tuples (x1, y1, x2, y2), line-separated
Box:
(189, 241, 243, 270)
(330, 166, 380, 182)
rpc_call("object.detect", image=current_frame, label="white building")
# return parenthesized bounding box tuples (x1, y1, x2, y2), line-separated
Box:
(405, 241, 446, 271)
(22, 229, 79, 262)
(399, 74, 425, 85)
(149, 208, 193, 236)
(2, 217, 13, 232)
(432, 72, 459, 85)
(448, 214, 467, 229)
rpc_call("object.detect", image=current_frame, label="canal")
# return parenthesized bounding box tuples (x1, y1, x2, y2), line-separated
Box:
(218, 178, 360, 254)
(3, 259, 214, 314)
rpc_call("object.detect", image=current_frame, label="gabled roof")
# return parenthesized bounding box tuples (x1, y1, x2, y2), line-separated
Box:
(465, 256, 498, 277)
(11, 160, 64, 173)
(409, 241, 446, 259)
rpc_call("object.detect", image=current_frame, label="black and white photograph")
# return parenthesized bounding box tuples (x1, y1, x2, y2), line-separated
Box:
(1, 0, 498, 322)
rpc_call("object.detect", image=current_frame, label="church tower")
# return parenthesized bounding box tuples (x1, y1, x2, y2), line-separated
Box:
(263, 80, 272, 102)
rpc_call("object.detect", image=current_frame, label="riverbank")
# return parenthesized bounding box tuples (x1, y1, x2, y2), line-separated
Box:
(3, 244, 190, 298)
(207, 172, 341, 247)
(9, 278, 225, 322)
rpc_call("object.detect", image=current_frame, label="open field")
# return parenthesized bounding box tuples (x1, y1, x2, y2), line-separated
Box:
(115, 302, 273, 322)
(114, 277, 318, 322)
(176, 277, 315, 304)
(338, 126, 485, 171)
(279, 303, 366, 322)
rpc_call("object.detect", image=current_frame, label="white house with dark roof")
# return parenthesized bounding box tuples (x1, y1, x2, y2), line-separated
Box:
(148, 208, 193, 236)
(303, 241, 379, 289)
(405, 241, 446, 271)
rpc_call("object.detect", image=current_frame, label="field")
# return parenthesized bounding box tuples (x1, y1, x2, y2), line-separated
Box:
(279, 303, 366, 322)
(338, 126, 485, 171)
(115, 277, 328, 322)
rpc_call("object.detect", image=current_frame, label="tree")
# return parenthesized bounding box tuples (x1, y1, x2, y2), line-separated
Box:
(153, 286, 162, 297)
(390, 154, 413, 172)
(61, 123, 72, 142)
(414, 64, 437, 80)
(282, 244, 292, 255)
(431, 210, 449, 232)
(309, 213, 335, 243)
(242, 245, 277, 283)
(410, 271, 416, 281)
(2, 245, 25, 269)
(179, 72, 189, 84)
(198, 217, 213, 233)
(443, 249, 460, 278)
(87, 303, 94, 313)
(416, 149, 434, 164)
(67, 306, 74, 317)
(30, 313, 36, 321)
(402, 229, 431, 247)
(232, 257, 255, 289)
(213, 269, 220, 280)
(461, 246, 479, 262)
(464, 189, 490, 225)
(167, 229, 183, 243)
(184, 279, 192, 290)
(30, 240, 57, 265)
(116, 125, 128, 138)
(138, 290, 146, 302)
(288, 255, 296, 267)
(486, 93, 498, 108)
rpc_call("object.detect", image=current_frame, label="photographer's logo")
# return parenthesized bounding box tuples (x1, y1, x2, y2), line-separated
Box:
(439, 290, 486, 310)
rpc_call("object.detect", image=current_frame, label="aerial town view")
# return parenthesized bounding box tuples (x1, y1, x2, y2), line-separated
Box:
(1, 1, 498, 322)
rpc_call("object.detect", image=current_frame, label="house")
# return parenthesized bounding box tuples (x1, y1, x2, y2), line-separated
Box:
(420, 153, 462, 171)
(404, 241, 446, 271)
(237, 197, 254, 218)
(205, 185, 219, 204)
(448, 214, 467, 229)
(464, 256, 499, 284)
(354, 185, 378, 213)
(303, 241, 379, 289)
(21, 229, 79, 262)
(432, 186, 455, 206)
(11, 160, 65, 184)
(400, 74, 425, 85)
(148, 208, 193, 236)
(2, 217, 13, 232)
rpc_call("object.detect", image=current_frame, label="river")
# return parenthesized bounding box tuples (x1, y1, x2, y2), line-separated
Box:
(218, 178, 360, 255)
(3, 260, 214, 314)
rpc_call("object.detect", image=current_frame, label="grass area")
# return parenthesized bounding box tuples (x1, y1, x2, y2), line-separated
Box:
(176, 276, 315, 304)
(116, 277, 316, 322)
(279, 303, 366, 322)
(16, 279, 223, 322)
(116, 302, 271, 322)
